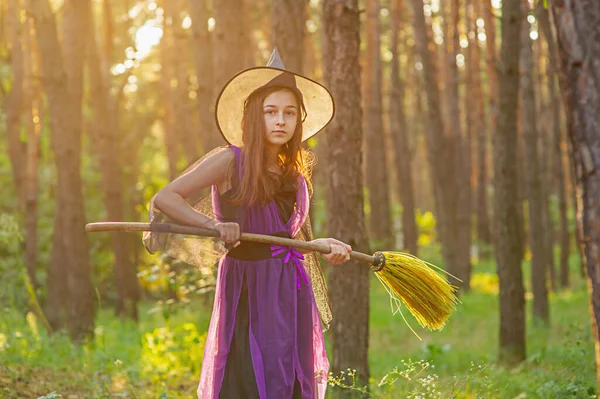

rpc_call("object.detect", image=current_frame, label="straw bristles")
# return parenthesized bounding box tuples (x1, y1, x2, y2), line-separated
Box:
(374, 251, 458, 331)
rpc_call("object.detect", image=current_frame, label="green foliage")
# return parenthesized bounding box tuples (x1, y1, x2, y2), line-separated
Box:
(0, 213, 27, 310)
(1, 250, 595, 398)
(0, 303, 211, 398)
(329, 359, 495, 398)
(141, 322, 206, 382)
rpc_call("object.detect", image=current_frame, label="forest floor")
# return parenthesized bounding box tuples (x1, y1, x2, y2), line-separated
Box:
(0, 250, 596, 399)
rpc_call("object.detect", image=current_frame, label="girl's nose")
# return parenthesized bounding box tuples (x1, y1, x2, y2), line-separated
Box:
(276, 112, 286, 125)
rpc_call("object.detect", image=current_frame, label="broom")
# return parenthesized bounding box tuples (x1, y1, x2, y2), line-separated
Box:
(86, 222, 458, 332)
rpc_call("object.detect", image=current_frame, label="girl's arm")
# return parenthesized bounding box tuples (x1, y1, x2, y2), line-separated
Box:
(154, 147, 240, 244)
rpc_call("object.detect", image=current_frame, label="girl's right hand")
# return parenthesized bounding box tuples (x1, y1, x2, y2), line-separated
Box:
(211, 222, 241, 246)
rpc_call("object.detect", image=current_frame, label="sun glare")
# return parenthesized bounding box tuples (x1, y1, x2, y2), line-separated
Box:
(135, 24, 163, 59)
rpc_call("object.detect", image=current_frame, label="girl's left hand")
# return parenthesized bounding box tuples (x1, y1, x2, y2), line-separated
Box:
(311, 238, 352, 264)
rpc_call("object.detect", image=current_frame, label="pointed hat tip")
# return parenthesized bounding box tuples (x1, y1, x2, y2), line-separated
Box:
(267, 47, 286, 70)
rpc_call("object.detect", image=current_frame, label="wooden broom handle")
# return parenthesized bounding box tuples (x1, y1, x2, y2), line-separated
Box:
(85, 222, 377, 265)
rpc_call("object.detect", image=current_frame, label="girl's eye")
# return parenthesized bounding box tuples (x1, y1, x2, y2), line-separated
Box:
(286, 111, 296, 116)
(265, 110, 275, 115)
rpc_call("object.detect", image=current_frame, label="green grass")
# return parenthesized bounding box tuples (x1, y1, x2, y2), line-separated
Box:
(0, 251, 597, 399)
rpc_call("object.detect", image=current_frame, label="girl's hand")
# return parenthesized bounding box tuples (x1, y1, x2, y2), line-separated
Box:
(311, 238, 352, 264)
(210, 221, 241, 247)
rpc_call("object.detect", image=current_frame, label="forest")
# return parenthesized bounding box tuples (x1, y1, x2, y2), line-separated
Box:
(1, 0, 600, 398)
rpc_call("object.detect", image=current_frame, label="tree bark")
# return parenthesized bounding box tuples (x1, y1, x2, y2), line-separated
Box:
(170, 0, 197, 164)
(322, 0, 370, 395)
(551, 0, 600, 387)
(389, 0, 418, 256)
(87, 1, 140, 320)
(159, 1, 179, 180)
(5, 0, 26, 206)
(534, 37, 558, 292)
(536, 1, 571, 289)
(520, 2, 549, 324)
(471, 0, 492, 255)
(189, 0, 214, 154)
(409, 0, 464, 289)
(478, 0, 496, 246)
(212, 0, 249, 149)
(271, 0, 307, 73)
(28, 0, 96, 341)
(449, 0, 473, 290)
(24, 8, 42, 293)
(494, 0, 526, 364)
(365, 0, 393, 249)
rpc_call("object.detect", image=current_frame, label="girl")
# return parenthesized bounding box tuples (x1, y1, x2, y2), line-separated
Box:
(144, 49, 351, 399)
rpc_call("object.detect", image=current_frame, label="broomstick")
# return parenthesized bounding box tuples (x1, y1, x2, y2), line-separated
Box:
(86, 222, 458, 332)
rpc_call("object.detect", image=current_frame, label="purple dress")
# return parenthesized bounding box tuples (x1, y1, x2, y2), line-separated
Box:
(197, 146, 329, 399)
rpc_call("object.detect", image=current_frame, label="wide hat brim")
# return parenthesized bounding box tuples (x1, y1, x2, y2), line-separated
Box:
(215, 66, 335, 147)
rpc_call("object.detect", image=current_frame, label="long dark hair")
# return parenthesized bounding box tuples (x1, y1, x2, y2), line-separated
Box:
(230, 86, 314, 205)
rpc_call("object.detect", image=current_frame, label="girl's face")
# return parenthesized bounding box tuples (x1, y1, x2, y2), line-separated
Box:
(262, 89, 299, 150)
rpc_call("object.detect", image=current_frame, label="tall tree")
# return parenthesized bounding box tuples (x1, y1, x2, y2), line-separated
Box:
(322, 0, 370, 394)
(211, 0, 249, 149)
(170, 0, 197, 164)
(389, 0, 418, 255)
(551, 0, 600, 387)
(534, 38, 558, 292)
(189, 0, 213, 154)
(24, 5, 42, 294)
(477, 0, 496, 246)
(536, 2, 570, 288)
(519, 1, 549, 324)
(159, 3, 179, 180)
(87, 0, 140, 320)
(5, 0, 43, 293)
(409, 0, 466, 289)
(469, 0, 489, 258)
(5, 0, 26, 206)
(271, 0, 307, 73)
(494, 0, 526, 364)
(27, 0, 96, 340)
(365, 0, 393, 249)
(447, 0, 473, 289)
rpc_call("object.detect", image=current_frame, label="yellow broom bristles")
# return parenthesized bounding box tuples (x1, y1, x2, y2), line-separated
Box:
(374, 251, 458, 332)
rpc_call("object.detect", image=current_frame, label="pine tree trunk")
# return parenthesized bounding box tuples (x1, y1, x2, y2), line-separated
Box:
(322, 1, 370, 395)
(364, 0, 393, 249)
(271, 0, 307, 73)
(471, 0, 491, 255)
(535, 38, 558, 292)
(189, 0, 213, 154)
(389, 0, 418, 256)
(551, 0, 600, 387)
(170, 0, 197, 164)
(87, 4, 139, 320)
(494, 0, 526, 364)
(536, 2, 571, 288)
(520, 3, 549, 324)
(450, 0, 473, 290)
(28, 0, 96, 341)
(6, 0, 26, 206)
(24, 11, 41, 293)
(212, 0, 249, 149)
(409, 0, 463, 289)
(478, 0, 497, 246)
(159, 2, 179, 180)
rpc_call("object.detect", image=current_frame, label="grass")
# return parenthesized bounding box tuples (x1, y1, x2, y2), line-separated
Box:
(0, 250, 597, 399)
